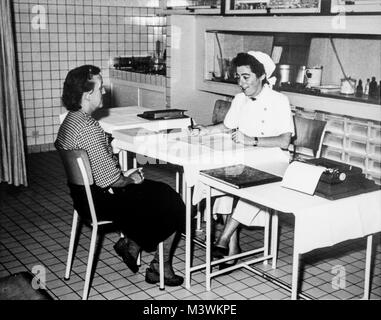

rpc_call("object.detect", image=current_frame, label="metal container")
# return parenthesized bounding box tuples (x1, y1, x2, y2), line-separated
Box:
(306, 66, 323, 87)
(295, 66, 307, 85)
(279, 64, 291, 83)
(340, 77, 356, 95)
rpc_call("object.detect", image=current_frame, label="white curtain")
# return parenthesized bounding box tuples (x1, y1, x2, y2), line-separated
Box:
(0, 0, 28, 186)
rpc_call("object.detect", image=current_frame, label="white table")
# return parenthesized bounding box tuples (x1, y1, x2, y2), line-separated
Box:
(60, 106, 191, 173)
(198, 173, 381, 299)
(59, 106, 191, 134)
(112, 132, 292, 288)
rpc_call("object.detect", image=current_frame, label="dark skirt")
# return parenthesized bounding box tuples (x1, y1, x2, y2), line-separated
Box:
(68, 179, 185, 251)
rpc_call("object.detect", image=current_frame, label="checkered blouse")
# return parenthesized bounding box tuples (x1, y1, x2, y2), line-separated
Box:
(55, 110, 121, 188)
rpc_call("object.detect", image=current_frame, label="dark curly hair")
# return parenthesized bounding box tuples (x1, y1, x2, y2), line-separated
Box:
(62, 65, 101, 111)
(232, 53, 268, 86)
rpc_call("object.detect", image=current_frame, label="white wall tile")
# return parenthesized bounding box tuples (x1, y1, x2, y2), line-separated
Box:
(14, 0, 167, 148)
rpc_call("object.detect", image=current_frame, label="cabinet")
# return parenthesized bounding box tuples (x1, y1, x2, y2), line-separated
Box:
(110, 69, 166, 109)
(295, 108, 381, 184)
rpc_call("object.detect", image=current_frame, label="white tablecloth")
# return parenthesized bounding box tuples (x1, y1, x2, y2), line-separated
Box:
(293, 190, 381, 254)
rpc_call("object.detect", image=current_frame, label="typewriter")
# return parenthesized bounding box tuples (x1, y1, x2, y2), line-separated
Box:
(303, 158, 379, 200)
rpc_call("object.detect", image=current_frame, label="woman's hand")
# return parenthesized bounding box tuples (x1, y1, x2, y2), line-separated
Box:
(188, 125, 209, 137)
(232, 130, 255, 146)
(123, 168, 144, 184)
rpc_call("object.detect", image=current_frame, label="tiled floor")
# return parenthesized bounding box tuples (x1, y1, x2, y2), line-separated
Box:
(0, 151, 380, 300)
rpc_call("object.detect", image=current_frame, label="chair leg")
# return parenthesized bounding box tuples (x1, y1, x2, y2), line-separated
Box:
(158, 241, 164, 290)
(65, 211, 79, 280)
(82, 225, 99, 300)
(137, 252, 141, 267)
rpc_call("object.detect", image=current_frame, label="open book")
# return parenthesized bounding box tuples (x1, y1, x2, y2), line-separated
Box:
(200, 164, 282, 189)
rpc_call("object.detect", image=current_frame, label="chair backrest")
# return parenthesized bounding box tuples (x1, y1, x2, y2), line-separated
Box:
(58, 149, 94, 185)
(212, 100, 232, 125)
(58, 149, 98, 224)
(291, 116, 327, 159)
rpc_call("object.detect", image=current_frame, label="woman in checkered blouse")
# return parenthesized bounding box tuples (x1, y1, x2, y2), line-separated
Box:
(55, 65, 185, 286)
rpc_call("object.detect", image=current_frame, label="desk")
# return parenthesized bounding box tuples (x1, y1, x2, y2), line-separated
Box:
(60, 106, 191, 173)
(198, 174, 381, 299)
(112, 131, 291, 288)
(59, 106, 191, 134)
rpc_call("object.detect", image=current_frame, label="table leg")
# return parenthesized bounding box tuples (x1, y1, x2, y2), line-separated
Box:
(185, 183, 192, 289)
(363, 234, 373, 300)
(176, 171, 180, 194)
(118, 150, 128, 171)
(271, 211, 279, 269)
(182, 172, 186, 201)
(133, 156, 137, 169)
(291, 248, 300, 300)
(205, 185, 212, 291)
(263, 210, 270, 266)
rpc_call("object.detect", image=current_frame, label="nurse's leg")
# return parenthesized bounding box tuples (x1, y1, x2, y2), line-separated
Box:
(221, 215, 240, 255)
(213, 216, 240, 253)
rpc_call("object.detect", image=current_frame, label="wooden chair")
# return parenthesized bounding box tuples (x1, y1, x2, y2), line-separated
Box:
(58, 149, 164, 299)
(212, 99, 232, 125)
(291, 116, 327, 160)
(270, 116, 327, 270)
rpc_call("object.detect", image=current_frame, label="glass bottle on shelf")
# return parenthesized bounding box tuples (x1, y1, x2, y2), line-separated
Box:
(356, 79, 363, 97)
(364, 78, 370, 95)
(369, 76, 378, 99)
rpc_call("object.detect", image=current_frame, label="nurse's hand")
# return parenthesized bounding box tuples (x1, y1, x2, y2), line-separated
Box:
(232, 130, 254, 146)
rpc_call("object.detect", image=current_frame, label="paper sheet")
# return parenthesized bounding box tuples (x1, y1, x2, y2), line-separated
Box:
(281, 161, 325, 195)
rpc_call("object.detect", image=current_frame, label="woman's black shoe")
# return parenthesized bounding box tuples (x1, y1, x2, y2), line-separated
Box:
(212, 244, 229, 259)
(113, 238, 139, 273)
(145, 267, 184, 287)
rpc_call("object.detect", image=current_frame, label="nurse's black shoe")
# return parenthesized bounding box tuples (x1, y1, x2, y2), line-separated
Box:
(113, 238, 139, 273)
(218, 247, 241, 274)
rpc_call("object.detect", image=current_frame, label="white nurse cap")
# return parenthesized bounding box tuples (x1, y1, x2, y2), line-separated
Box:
(247, 51, 277, 87)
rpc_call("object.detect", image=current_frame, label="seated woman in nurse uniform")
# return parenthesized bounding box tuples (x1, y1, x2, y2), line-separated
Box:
(190, 51, 294, 268)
